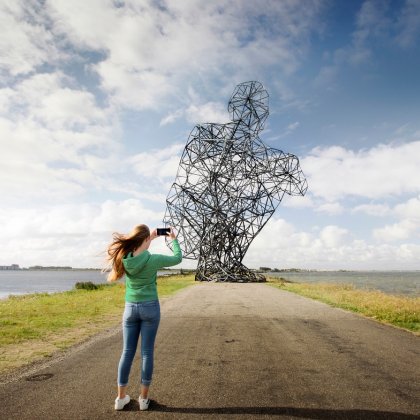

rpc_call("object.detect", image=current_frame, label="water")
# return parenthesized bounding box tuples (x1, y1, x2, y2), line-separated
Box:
(0, 270, 177, 300)
(268, 271, 420, 297)
(1, 270, 419, 299)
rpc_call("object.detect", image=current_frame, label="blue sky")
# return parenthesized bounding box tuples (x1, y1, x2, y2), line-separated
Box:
(1, 0, 420, 270)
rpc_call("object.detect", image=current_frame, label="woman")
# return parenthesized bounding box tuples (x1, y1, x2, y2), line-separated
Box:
(106, 224, 182, 411)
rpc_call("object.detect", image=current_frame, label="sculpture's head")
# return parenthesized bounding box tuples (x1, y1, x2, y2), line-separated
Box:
(228, 81, 269, 135)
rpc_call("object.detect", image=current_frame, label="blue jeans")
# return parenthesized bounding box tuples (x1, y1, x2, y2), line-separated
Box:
(117, 300, 160, 387)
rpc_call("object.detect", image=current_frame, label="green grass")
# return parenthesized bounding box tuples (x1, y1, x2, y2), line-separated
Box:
(0, 274, 195, 373)
(268, 277, 420, 333)
(156, 274, 196, 297)
(0, 284, 125, 347)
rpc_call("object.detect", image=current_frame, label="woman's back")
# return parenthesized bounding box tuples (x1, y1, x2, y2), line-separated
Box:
(123, 240, 182, 302)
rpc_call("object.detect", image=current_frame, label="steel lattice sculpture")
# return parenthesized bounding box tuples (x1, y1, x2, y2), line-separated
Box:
(163, 81, 308, 282)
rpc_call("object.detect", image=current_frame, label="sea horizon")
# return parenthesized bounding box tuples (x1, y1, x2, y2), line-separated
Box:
(0, 268, 419, 300)
(2, 266, 419, 272)
(0, 269, 180, 300)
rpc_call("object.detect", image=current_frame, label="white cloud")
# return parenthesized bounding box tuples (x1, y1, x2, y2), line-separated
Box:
(373, 219, 419, 242)
(303, 141, 420, 200)
(353, 0, 391, 45)
(46, 0, 117, 51)
(160, 101, 228, 126)
(9, 72, 109, 130)
(394, 195, 420, 219)
(186, 102, 228, 125)
(319, 225, 349, 248)
(315, 202, 344, 215)
(313, 65, 337, 88)
(282, 194, 314, 209)
(244, 217, 420, 270)
(326, 0, 391, 69)
(0, 72, 119, 203)
(395, 0, 420, 48)
(45, 0, 324, 110)
(160, 109, 184, 126)
(316, 0, 419, 88)
(352, 203, 391, 217)
(90, 199, 164, 234)
(288, 121, 299, 130)
(0, 199, 165, 267)
(373, 195, 420, 242)
(1, 1, 419, 272)
(280, 121, 301, 137)
(0, 200, 162, 238)
(2, 200, 420, 269)
(0, 1, 62, 78)
(129, 143, 184, 181)
(95, 63, 174, 110)
(251, 218, 297, 249)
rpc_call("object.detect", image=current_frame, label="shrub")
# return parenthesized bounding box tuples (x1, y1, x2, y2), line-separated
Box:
(75, 281, 100, 290)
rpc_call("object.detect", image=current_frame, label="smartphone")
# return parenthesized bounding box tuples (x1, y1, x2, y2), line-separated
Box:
(157, 227, 170, 236)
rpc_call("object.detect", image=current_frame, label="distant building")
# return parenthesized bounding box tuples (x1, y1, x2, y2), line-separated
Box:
(0, 264, 20, 270)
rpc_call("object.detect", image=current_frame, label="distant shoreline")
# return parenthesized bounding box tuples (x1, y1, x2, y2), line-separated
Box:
(1, 269, 419, 299)
(0, 269, 186, 300)
(5, 266, 420, 275)
(8, 267, 192, 272)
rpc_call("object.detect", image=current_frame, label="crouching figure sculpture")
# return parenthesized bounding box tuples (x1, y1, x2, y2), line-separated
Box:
(164, 81, 308, 282)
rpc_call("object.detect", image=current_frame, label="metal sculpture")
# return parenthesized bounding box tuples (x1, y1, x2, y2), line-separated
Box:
(163, 81, 308, 282)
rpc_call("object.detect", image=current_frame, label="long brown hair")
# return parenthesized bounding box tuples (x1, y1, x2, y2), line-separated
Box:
(106, 224, 150, 282)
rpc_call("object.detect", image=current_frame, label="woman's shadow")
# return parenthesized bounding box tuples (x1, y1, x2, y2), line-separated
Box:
(122, 399, 418, 419)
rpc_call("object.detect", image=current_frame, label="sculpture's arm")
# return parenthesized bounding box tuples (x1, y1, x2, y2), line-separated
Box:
(265, 147, 308, 197)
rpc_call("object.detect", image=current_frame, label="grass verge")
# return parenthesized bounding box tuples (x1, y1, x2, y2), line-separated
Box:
(0, 274, 195, 375)
(267, 277, 419, 334)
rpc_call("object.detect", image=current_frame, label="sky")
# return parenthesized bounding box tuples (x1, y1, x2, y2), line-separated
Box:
(1, 0, 420, 270)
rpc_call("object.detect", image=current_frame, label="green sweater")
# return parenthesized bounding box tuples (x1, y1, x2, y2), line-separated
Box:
(122, 239, 182, 302)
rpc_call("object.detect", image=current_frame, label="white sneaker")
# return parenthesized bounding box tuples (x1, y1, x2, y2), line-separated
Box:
(139, 397, 150, 411)
(114, 395, 130, 410)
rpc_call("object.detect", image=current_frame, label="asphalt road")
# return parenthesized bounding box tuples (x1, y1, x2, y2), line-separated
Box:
(1, 282, 419, 420)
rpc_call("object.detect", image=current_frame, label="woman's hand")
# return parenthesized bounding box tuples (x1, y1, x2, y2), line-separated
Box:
(168, 227, 177, 240)
(150, 229, 158, 241)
